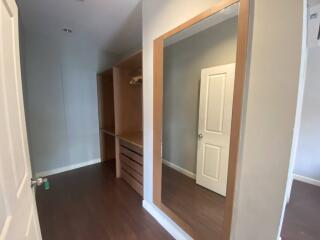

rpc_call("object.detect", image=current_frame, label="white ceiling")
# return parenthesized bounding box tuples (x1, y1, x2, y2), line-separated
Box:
(16, 0, 142, 56)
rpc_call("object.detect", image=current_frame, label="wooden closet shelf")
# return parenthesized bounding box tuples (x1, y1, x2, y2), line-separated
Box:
(118, 132, 143, 148)
(101, 127, 115, 137)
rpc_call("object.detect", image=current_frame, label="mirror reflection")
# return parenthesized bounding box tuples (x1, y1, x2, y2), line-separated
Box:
(161, 3, 239, 239)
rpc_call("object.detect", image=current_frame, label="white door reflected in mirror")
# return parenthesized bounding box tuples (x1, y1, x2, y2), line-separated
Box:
(196, 63, 236, 196)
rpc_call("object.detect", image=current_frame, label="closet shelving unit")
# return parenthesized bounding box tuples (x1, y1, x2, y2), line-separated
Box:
(97, 50, 143, 196)
(97, 69, 116, 162)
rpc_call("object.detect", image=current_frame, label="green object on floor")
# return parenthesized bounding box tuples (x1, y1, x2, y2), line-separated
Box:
(44, 180, 50, 190)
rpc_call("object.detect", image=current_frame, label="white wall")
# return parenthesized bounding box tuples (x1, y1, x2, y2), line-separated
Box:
(294, 47, 320, 182)
(143, 0, 305, 239)
(21, 30, 119, 175)
(232, 1, 305, 239)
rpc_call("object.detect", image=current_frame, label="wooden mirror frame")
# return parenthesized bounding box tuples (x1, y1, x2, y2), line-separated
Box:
(153, 0, 250, 239)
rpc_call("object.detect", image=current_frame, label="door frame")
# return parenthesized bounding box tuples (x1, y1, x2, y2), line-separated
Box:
(152, 0, 250, 239)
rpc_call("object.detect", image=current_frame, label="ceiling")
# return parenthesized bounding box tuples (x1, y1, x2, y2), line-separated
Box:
(16, 0, 142, 56)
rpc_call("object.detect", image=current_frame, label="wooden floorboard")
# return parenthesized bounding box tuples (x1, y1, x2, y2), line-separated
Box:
(281, 180, 320, 240)
(162, 164, 226, 240)
(36, 161, 173, 240)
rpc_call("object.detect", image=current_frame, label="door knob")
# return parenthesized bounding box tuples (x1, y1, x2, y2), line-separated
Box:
(198, 133, 203, 139)
(31, 177, 50, 190)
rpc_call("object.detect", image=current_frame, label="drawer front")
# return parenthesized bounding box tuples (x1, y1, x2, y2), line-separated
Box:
(120, 146, 143, 165)
(119, 138, 143, 196)
(120, 139, 143, 155)
(121, 162, 143, 184)
(121, 170, 143, 196)
(120, 154, 143, 175)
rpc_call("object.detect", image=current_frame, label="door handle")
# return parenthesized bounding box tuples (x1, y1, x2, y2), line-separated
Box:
(198, 133, 203, 139)
(31, 177, 50, 190)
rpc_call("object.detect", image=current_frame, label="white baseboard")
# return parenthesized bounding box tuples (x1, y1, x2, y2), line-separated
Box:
(293, 174, 320, 187)
(35, 158, 101, 177)
(142, 200, 193, 240)
(162, 159, 196, 180)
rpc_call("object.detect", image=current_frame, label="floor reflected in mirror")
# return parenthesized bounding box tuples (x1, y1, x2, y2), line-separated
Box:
(162, 164, 225, 240)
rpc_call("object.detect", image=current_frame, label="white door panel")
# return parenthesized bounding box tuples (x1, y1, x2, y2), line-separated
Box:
(205, 74, 225, 133)
(203, 143, 221, 180)
(196, 63, 235, 196)
(0, 0, 42, 239)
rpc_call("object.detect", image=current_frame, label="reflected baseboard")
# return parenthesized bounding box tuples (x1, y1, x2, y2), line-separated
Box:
(162, 159, 196, 180)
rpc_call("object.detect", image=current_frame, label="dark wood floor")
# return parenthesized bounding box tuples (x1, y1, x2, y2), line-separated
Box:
(36, 161, 173, 240)
(162, 165, 226, 240)
(281, 180, 320, 240)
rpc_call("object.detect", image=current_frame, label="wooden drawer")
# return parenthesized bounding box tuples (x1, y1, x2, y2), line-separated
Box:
(119, 139, 143, 155)
(121, 158, 142, 183)
(121, 163, 143, 184)
(120, 146, 143, 165)
(119, 139, 143, 196)
(121, 170, 143, 196)
(120, 154, 143, 175)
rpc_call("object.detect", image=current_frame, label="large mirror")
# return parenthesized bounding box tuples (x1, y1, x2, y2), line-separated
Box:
(153, 1, 249, 239)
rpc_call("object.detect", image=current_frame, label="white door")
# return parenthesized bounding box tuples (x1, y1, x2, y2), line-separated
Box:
(196, 63, 235, 196)
(0, 0, 42, 239)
